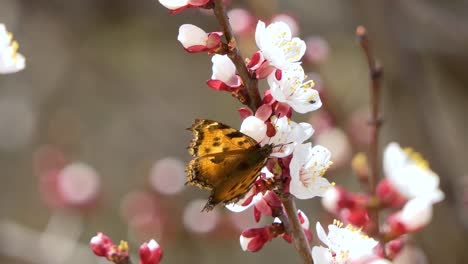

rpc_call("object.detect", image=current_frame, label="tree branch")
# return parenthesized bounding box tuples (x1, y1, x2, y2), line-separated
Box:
(280, 194, 313, 264)
(356, 26, 385, 249)
(212, 0, 261, 112)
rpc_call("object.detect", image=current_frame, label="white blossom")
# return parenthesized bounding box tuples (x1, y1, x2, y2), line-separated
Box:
(0, 24, 25, 74)
(312, 221, 379, 264)
(268, 64, 322, 113)
(289, 143, 333, 199)
(241, 115, 313, 158)
(255, 20, 305, 70)
(383, 142, 444, 204)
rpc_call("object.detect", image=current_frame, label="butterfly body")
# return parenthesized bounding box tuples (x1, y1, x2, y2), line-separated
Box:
(186, 119, 273, 211)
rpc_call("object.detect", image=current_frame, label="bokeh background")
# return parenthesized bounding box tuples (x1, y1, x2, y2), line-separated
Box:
(1, 0, 467, 263)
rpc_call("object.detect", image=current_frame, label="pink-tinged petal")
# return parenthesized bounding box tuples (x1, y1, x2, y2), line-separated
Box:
(206, 32, 223, 49)
(304, 229, 313, 242)
(139, 239, 163, 264)
(90, 232, 114, 257)
(275, 69, 282, 80)
(206, 79, 228, 91)
(255, 62, 275, 79)
(255, 104, 272, 121)
(168, 5, 190, 14)
(395, 198, 433, 232)
(297, 210, 310, 229)
(184, 45, 208, 53)
(178, 24, 208, 49)
(247, 51, 265, 70)
(225, 190, 262, 212)
(238, 107, 253, 120)
(376, 179, 407, 208)
(274, 102, 292, 118)
(211, 54, 241, 87)
(254, 198, 273, 220)
(265, 121, 276, 137)
(188, 0, 211, 6)
(240, 226, 272, 252)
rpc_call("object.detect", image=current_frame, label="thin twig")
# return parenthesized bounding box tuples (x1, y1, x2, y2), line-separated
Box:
(356, 26, 385, 249)
(212, 0, 261, 112)
(356, 26, 383, 196)
(280, 194, 313, 264)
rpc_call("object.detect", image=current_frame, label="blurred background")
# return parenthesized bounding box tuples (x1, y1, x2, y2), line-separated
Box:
(1, 0, 467, 263)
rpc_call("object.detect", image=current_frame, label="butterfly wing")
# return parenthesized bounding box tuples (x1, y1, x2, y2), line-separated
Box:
(186, 146, 272, 211)
(188, 119, 258, 157)
(186, 119, 273, 211)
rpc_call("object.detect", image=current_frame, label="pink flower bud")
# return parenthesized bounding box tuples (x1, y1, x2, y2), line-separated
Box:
(177, 24, 222, 53)
(238, 107, 253, 120)
(240, 226, 272, 252)
(139, 239, 163, 264)
(90, 232, 113, 257)
(207, 54, 242, 91)
(376, 179, 406, 208)
(385, 238, 405, 259)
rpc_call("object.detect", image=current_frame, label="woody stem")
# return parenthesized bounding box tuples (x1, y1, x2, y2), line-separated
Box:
(356, 26, 385, 251)
(280, 194, 313, 264)
(212, 0, 262, 112)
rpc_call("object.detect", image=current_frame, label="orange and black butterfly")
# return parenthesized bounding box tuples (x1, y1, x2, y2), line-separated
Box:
(186, 119, 273, 211)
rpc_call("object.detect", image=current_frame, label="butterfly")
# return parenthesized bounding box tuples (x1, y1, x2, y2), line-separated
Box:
(186, 119, 274, 211)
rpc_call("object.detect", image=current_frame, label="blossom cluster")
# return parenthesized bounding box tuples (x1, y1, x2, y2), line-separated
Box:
(159, 0, 338, 259)
(321, 142, 444, 261)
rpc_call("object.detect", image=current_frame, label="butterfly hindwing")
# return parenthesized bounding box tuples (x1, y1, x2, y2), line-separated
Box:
(186, 119, 273, 211)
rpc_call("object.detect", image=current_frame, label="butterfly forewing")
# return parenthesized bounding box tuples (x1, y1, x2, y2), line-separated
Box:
(188, 119, 258, 157)
(186, 119, 273, 211)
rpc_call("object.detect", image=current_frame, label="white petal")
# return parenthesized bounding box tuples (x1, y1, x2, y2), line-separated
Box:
(225, 190, 263, 212)
(315, 222, 330, 246)
(177, 24, 208, 48)
(290, 175, 332, 199)
(312, 246, 333, 264)
(239, 235, 253, 251)
(383, 142, 406, 176)
(399, 198, 433, 230)
(159, 0, 189, 9)
(240, 116, 267, 143)
(254, 20, 266, 50)
(321, 187, 339, 213)
(290, 143, 311, 177)
(0, 51, 25, 74)
(211, 54, 238, 86)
